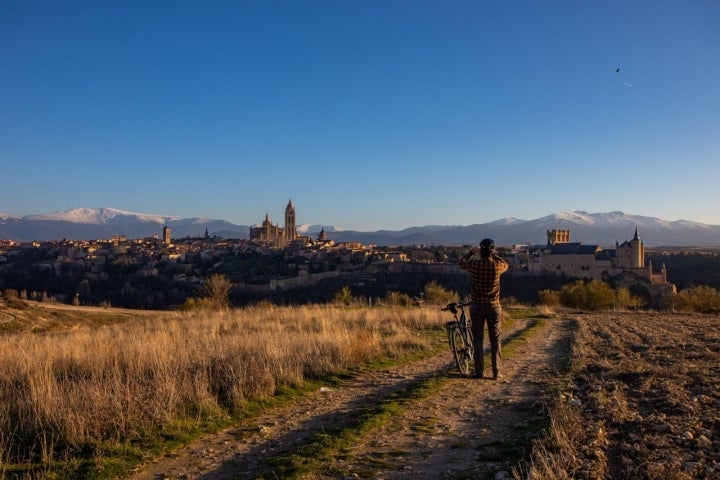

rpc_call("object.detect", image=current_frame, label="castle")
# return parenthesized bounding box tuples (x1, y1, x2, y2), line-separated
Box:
(249, 200, 298, 248)
(532, 228, 671, 288)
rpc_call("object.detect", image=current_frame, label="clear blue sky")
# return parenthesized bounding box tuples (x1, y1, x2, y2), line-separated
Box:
(2, 1, 719, 230)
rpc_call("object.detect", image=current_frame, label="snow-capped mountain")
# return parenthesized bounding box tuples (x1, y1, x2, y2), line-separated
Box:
(297, 224, 344, 234)
(0, 208, 244, 241)
(24, 207, 181, 225)
(324, 211, 720, 247)
(1, 208, 720, 246)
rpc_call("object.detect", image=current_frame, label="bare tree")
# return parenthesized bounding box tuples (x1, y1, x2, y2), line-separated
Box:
(199, 274, 233, 309)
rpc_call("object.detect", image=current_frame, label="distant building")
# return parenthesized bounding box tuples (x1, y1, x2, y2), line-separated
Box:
(249, 199, 297, 248)
(162, 225, 171, 245)
(317, 226, 327, 242)
(536, 227, 672, 288)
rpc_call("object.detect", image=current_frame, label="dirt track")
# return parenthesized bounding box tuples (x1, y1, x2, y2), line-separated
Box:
(130, 313, 573, 480)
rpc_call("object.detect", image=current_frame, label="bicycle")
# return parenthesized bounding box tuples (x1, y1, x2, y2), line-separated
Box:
(441, 301, 474, 376)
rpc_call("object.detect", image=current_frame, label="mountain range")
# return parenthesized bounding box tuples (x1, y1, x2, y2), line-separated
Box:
(2, 208, 720, 247)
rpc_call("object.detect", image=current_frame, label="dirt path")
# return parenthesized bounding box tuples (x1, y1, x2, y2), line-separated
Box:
(131, 314, 574, 480)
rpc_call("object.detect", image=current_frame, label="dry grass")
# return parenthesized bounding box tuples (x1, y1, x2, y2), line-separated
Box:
(0, 304, 443, 472)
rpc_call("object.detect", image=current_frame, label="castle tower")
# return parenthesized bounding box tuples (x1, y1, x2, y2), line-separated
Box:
(630, 227, 644, 268)
(284, 199, 297, 243)
(162, 225, 171, 245)
(318, 226, 327, 242)
(547, 229, 570, 246)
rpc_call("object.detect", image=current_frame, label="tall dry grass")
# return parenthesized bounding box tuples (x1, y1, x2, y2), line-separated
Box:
(0, 304, 442, 467)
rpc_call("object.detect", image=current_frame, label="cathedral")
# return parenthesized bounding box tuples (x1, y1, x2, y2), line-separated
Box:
(249, 200, 298, 247)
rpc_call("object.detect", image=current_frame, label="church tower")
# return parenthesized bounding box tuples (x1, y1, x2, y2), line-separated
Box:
(284, 199, 297, 243)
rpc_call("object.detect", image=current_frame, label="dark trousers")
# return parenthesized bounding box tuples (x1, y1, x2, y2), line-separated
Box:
(470, 303, 502, 376)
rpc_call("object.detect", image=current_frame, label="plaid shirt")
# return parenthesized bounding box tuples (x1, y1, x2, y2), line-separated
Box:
(459, 253, 509, 305)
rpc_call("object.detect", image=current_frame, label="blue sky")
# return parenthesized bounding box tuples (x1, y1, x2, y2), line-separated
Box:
(1, 1, 719, 231)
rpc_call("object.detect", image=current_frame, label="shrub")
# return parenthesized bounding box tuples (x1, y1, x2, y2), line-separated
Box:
(423, 281, 458, 305)
(615, 287, 645, 310)
(559, 280, 615, 311)
(198, 274, 233, 309)
(3, 289, 19, 300)
(333, 286, 353, 306)
(674, 285, 720, 313)
(538, 289, 560, 306)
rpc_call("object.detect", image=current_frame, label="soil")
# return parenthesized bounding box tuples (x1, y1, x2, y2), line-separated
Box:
(564, 312, 720, 479)
(130, 313, 574, 480)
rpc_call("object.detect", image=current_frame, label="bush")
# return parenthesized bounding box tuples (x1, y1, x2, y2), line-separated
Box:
(559, 280, 615, 311)
(423, 281, 458, 305)
(674, 285, 720, 313)
(538, 289, 560, 306)
(615, 287, 645, 310)
(3, 289, 19, 300)
(333, 286, 353, 306)
(198, 274, 233, 309)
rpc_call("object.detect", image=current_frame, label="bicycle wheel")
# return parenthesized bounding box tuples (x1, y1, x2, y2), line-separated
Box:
(449, 325, 472, 376)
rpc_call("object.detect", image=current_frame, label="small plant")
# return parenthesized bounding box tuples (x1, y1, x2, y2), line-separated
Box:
(333, 285, 353, 306)
(385, 291, 413, 307)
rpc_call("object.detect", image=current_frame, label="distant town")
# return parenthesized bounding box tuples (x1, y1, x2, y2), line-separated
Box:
(0, 200, 679, 309)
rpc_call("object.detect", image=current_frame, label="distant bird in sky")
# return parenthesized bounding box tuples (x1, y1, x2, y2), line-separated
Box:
(615, 66, 632, 87)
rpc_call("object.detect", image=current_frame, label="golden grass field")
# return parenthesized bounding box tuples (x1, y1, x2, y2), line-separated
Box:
(0, 300, 443, 478)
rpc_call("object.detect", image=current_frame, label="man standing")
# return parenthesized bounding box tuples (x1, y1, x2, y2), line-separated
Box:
(459, 238, 508, 379)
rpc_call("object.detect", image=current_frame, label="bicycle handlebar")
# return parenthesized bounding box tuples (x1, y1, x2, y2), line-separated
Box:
(440, 301, 472, 313)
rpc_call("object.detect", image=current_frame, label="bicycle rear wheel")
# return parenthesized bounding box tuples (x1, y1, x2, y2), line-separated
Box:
(449, 325, 472, 376)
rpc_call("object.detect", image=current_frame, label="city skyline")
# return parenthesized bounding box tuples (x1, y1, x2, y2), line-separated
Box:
(2, 1, 719, 230)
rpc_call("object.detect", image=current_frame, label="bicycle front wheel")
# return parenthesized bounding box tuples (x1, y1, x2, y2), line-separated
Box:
(449, 326, 472, 376)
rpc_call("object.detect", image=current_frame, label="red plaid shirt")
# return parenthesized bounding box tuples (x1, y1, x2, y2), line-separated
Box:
(459, 253, 509, 305)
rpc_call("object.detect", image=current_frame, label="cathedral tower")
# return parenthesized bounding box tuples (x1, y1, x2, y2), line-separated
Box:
(284, 199, 297, 243)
